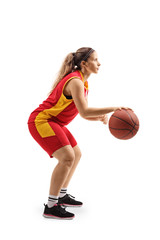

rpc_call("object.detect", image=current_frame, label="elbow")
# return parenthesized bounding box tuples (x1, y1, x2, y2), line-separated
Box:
(81, 114, 88, 119)
(79, 109, 90, 119)
(79, 111, 87, 119)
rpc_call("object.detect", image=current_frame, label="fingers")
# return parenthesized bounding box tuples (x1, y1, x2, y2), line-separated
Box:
(117, 107, 133, 112)
(101, 114, 108, 124)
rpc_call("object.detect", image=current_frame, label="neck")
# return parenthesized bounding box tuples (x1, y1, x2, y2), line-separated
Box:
(80, 69, 91, 82)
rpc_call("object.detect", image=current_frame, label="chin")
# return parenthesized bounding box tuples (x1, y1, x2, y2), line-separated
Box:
(91, 69, 99, 74)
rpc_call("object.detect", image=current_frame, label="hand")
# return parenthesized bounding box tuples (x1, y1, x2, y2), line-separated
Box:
(113, 107, 133, 112)
(99, 114, 108, 125)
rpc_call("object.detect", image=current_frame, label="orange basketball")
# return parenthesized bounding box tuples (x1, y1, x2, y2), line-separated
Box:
(109, 109, 139, 140)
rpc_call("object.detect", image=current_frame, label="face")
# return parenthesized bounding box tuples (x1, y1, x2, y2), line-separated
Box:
(82, 51, 101, 74)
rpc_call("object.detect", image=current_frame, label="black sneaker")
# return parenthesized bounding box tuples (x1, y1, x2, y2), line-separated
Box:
(43, 204, 75, 220)
(58, 194, 83, 207)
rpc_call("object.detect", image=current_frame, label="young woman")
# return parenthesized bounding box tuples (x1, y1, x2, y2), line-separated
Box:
(28, 47, 127, 220)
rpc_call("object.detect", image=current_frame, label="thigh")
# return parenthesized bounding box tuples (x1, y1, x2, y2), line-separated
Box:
(61, 126, 77, 148)
(28, 121, 72, 158)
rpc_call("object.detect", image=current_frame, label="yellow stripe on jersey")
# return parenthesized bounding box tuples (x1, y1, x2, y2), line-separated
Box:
(35, 76, 81, 138)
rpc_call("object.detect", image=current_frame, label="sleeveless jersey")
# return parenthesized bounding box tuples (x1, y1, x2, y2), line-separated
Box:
(28, 70, 88, 138)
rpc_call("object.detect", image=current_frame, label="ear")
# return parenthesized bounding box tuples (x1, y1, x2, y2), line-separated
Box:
(80, 60, 88, 68)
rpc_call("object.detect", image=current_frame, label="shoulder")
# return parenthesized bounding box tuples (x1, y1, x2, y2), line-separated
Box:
(67, 77, 84, 90)
(65, 71, 84, 91)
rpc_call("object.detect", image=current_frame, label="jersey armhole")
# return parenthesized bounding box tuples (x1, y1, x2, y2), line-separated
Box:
(62, 77, 82, 100)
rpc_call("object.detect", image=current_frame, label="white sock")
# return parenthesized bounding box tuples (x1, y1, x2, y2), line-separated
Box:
(59, 188, 67, 198)
(47, 195, 58, 208)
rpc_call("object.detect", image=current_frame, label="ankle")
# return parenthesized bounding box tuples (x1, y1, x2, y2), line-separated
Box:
(47, 195, 58, 208)
(59, 188, 67, 198)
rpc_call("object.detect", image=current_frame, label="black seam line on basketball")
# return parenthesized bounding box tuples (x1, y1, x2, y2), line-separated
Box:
(110, 124, 138, 139)
(120, 123, 138, 139)
(109, 127, 132, 131)
(131, 122, 137, 133)
(110, 123, 138, 132)
(120, 130, 133, 139)
(112, 116, 137, 130)
(124, 109, 138, 126)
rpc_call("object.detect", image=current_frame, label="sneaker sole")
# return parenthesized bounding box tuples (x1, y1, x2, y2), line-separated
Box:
(43, 213, 74, 220)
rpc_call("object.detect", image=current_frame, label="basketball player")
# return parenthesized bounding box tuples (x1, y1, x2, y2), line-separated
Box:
(28, 47, 128, 219)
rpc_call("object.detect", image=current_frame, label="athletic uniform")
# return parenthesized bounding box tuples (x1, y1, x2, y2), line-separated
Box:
(28, 70, 88, 158)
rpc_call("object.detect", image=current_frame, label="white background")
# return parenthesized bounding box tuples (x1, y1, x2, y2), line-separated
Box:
(0, 0, 160, 239)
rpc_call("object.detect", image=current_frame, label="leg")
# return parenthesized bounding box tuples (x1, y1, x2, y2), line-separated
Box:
(62, 145, 82, 188)
(44, 145, 76, 218)
(58, 145, 83, 207)
(49, 145, 75, 196)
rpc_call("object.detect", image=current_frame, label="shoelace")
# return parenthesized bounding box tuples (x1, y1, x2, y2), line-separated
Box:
(67, 194, 75, 199)
(44, 203, 67, 213)
(57, 204, 67, 214)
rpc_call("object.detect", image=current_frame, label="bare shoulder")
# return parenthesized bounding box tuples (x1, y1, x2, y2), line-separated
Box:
(64, 77, 83, 96)
(67, 77, 87, 117)
(65, 78, 84, 96)
(68, 78, 84, 89)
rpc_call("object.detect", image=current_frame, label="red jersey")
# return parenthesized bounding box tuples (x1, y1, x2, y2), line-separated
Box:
(28, 70, 88, 138)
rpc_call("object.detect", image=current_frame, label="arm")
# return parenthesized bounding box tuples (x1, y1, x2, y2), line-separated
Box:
(68, 78, 118, 118)
(85, 116, 103, 121)
(85, 115, 108, 125)
(84, 98, 108, 123)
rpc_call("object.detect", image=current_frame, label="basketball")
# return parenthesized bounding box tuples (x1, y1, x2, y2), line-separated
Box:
(108, 109, 139, 140)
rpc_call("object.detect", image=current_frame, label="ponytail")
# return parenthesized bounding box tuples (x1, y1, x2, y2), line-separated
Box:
(49, 53, 75, 93)
(49, 47, 94, 93)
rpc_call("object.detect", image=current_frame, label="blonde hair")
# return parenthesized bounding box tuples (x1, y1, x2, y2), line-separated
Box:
(49, 47, 94, 94)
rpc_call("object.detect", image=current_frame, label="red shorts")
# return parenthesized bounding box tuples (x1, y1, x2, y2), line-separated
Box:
(28, 121, 77, 158)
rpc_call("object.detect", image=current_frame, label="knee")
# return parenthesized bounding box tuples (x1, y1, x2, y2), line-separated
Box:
(61, 151, 75, 168)
(74, 146, 82, 161)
